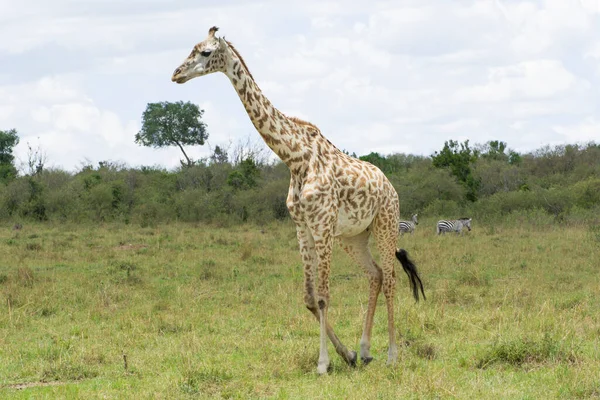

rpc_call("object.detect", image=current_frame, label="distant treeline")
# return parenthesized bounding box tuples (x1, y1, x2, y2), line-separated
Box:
(1, 140, 599, 227)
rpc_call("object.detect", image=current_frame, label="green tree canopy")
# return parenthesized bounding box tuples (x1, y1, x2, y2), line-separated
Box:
(135, 101, 208, 167)
(210, 145, 229, 165)
(359, 152, 394, 174)
(431, 139, 480, 201)
(477, 140, 522, 165)
(0, 128, 19, 183)
(227, 158, 260, 190)
(479, 140, 508, 161)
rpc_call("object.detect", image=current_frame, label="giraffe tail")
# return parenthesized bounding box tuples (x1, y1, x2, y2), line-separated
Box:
(395, 249, 426, 302)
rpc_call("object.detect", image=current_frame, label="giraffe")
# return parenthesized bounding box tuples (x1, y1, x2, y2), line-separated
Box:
(171, 26, 425, 375)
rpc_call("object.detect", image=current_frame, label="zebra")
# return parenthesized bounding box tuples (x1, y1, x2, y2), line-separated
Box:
(436, 218, 472, 235)
(399, 214, 418, 235)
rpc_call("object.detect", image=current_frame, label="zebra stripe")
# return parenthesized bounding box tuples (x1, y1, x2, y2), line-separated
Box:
(436, 218, 472, 235)
(399, 214, 418, 235)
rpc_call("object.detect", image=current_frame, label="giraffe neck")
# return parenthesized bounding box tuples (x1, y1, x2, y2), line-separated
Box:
(223, 48, 310, 170)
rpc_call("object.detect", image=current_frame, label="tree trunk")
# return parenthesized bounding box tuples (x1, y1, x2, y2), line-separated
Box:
(173, 140, 192, 167)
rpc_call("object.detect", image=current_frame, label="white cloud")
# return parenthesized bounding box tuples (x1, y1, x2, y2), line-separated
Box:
(269, 56, 330, 78)
(342, 122, 411, 155)
(503, 0, 597, 55)
(584, 41, 600, 76)
(579, 0, 600, 13)
(0, 105, 15, 120)
(0, 0, 598, 172)
(585, 41, 600, 59)
(455, 60, 580, 103)
(2, 77, 169, 171)
(554, 118, 600, 143)
(434, 118, 482, 133)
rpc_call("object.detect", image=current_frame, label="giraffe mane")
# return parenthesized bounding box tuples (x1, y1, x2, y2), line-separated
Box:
(288, 116, 318, 129)
(225, 40, 254, 80)
(224, 40, 318, 130)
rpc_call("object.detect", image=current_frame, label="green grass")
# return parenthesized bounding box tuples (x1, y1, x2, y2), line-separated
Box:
(0, 221, 599, 399)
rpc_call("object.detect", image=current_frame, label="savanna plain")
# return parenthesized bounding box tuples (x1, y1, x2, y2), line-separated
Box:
(1, 219, 599, 399)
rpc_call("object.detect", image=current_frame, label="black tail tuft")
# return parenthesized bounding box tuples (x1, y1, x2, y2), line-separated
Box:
(395, 249, 426, 302)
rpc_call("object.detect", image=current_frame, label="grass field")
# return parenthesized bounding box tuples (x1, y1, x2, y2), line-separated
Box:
(0, 220, 599, 399)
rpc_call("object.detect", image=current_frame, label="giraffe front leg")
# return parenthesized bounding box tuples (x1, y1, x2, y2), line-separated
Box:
(296, 224, 356, 374)
(313, 227, 357, 373)
(314, 229, 335, 375)
(316, 299, 329, 375)
(296, 224, 319, 315)
(339, 232, 382, 365)
(297, 225, 331, 374)
(296, 225, 330, 374)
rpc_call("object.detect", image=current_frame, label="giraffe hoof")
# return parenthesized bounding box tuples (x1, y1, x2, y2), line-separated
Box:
(348, 351, 357, 367)
(317, 362, 330, 375)
(361, 356, 374, 365)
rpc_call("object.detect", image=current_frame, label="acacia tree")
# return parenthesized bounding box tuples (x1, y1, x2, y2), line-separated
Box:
(0, 128, 19, 183)
(135, 101, 208, 167)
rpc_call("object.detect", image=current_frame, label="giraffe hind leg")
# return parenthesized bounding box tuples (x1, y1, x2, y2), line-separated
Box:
(371, 204, 403, 365)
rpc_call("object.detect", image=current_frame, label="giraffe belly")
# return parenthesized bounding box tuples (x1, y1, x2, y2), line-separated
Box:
(334, 208, 375, 238)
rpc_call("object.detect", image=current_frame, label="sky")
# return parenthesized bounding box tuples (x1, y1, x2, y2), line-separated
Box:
(1, 0, 599, 172)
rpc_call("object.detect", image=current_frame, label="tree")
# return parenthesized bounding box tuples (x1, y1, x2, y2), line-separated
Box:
(227, 157, 260, 190)
(0, 129, 19, 183)
(508, 150, 521, 165)
(135, 101, 208, 167)
(476, 140, 522, 165)
(473, 159, 523, 196)
(431, 139, 480, 201)
(342, 149, 358, 158)
(231, 136, 270, 167)
(478, 140, 508, 161)
(26, 139, 48, 176)
(359, 152, 395, 174)
(210, 145, 229, 165)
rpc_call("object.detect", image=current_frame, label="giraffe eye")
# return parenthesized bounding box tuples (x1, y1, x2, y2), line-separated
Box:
(200, 50, 212, 57)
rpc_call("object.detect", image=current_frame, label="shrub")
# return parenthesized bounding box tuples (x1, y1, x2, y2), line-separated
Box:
(476, 334, 578, 368)
(423, 199, 461, 219)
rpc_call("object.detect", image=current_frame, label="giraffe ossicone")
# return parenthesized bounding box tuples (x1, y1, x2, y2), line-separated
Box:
(172, 26, 425, 375)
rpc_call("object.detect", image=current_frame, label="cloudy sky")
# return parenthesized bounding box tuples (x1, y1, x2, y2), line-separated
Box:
(1, 0, 599, 171)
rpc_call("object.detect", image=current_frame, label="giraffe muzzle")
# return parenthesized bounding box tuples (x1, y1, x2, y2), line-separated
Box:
(171, 68, 187, 83)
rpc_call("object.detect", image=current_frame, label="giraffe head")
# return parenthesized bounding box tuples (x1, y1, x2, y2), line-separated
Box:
(171, 26, 228, 84)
